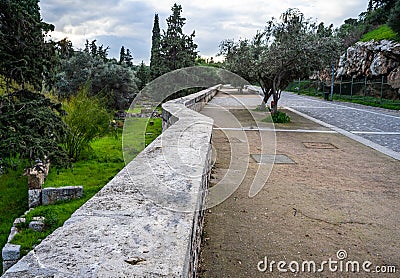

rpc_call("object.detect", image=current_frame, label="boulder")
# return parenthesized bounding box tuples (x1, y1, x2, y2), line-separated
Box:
(336, 40, 400, 88)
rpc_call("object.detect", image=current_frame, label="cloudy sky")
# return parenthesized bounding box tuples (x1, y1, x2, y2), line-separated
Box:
(39, 0, 367, 64)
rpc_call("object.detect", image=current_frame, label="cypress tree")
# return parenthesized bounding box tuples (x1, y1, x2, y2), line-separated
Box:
(150, 14, 162, 79)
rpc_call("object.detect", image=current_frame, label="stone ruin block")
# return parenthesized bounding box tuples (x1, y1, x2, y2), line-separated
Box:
(2, 244, 20, 261)
(28, 189, 42, 208)
(42, 186, 83, 205)
(26, 169, 45, 190)
(29, 220, 45, 232)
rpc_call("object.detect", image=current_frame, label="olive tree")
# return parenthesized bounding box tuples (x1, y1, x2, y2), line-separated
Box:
(220, 9, 341, 112)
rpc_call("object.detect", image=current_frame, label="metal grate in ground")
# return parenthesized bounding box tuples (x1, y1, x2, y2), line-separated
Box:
(251, 154, 295, 164)
(303, 142, 338, 149)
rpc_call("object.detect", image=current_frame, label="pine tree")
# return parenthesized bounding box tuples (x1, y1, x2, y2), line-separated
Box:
(119, 46, 126, 64)
(368, 0, 374, 12)
(159, 4, 197, 74)
(0, 0, 55, 91)
(150, 14, 162, 79)
(0, 90, 70, 170)
(90, 40, 98, 57)
(97, 45, 109, 61)
(84, 40, 90, 53)
(136, 61, 150, 90)
(125, 49, 133, 67)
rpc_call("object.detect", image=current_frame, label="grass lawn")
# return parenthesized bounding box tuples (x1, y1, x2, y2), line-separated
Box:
(0, 165, 29, 272)
(0, 117, 162, 272)
(360, 24, 399, 42)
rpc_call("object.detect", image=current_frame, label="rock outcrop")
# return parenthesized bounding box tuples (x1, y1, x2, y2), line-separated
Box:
(336, 40, 400, 89)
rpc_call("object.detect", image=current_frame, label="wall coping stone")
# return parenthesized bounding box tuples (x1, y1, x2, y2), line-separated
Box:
(2, 85, 220, 277)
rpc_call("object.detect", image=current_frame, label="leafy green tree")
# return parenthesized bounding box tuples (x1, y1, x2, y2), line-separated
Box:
(368, 0, 374, 13)
(62, 86, 110, 161)
(0, 90, 70, 170)
(220, 9, 340, 113)
(0, 0, 55, 91)
(55, 49, 138, 110)
(159, 4, 198, 74)
(335, 18, 366, 47)
(388, 0, 400, 34)
(56, 38, 75, 60)
(150, 14, 162, 79)
(84, 39, 109, 60)
(365, 0, 397, 26)
(91, 61, 138, 110)
(55, 51, 94, 99)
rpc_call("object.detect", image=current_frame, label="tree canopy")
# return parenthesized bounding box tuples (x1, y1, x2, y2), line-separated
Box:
(388, 0, 400, 34)
(0, 90, 70, 170)
(220, 9, 341, 112)
(54, 41, 138, 110)
(150, 14, 162, 79)
(0, 0, 54, 91)
(150, 4, 198, 80)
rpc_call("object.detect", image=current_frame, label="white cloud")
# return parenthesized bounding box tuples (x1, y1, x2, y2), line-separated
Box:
(40, 0, 367, 64)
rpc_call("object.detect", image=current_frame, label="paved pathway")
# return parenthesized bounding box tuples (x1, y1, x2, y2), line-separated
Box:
(198, 91, 400, 277)
(279, 92, 400, 159)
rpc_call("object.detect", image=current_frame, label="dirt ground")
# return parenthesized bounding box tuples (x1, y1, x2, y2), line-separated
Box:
(198, 107, 399, 277)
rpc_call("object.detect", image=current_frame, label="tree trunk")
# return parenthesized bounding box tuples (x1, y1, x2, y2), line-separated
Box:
(271, 78, 280, 114)
(259, 86, 270, 111)
(259, 99, 267, 111)
(272, 92, 279, 114)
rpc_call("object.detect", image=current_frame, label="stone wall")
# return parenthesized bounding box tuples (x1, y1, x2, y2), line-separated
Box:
(2, 85, 220, 277)
(336, 40, 400, 89)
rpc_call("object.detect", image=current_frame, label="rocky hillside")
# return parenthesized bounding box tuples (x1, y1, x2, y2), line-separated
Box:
(336, 40, 400, 89)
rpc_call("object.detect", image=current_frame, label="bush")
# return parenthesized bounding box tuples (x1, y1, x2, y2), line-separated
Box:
(0, 90, 70, 170)
(272, 111, 290, 123)
(63, 86, 111, 161)
(262, 110, 291, 123)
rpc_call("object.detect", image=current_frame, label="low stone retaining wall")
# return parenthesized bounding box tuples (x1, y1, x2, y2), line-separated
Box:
(2, 85, 220, 277)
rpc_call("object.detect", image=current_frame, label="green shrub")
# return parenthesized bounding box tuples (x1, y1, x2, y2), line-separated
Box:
(262, 111, 291, 123)
(272, 111, 291, 123)
(63, 86, 111, 161)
